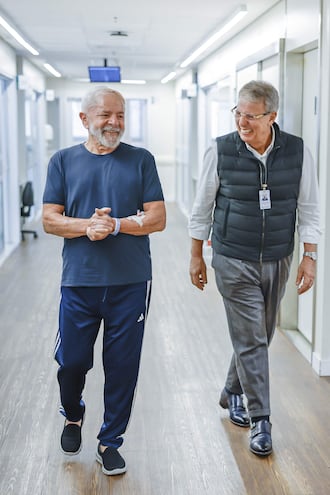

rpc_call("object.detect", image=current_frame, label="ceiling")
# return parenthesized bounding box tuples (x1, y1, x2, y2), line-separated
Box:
(0, 0, 279, 83)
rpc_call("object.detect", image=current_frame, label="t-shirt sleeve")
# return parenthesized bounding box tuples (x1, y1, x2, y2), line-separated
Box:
(42, 151, 65, 205)
(142, 150, 164, 203)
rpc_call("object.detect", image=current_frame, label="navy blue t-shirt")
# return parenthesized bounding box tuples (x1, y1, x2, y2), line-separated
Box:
(43, 142, 164, 286)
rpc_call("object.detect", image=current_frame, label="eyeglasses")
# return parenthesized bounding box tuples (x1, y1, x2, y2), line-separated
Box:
(231, 106, 270, 121)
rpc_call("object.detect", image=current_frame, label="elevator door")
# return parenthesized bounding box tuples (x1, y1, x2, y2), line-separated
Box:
(298, 48, 319, 343)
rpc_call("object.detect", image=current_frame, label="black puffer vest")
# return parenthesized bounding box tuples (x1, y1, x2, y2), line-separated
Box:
(212, 123, 303, 262)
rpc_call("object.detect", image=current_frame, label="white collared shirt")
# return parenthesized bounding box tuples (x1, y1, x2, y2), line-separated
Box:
(188, 130, 321, 244)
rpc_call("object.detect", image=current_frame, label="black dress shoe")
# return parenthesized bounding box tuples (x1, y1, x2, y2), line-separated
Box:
(250, 419, 272, 457)
(219, 388, 249, 427)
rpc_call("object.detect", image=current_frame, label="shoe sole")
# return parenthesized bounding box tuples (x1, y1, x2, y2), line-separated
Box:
(229, 417, 250, 428)
(60, 443, 82, 456)
(249, 446, 273, 457)
(96, 452, 127, 476)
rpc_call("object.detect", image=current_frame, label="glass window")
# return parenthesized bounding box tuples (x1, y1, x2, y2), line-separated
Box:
(205, 82, 233, 143)
(70, 99, 87, 142)
(125, 99, 147, 147)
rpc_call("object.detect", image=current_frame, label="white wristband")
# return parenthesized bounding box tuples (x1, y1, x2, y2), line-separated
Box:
(111, 218, 121, 236)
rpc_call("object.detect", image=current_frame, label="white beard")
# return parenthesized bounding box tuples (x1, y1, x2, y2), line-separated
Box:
(89, 124, 123, 149)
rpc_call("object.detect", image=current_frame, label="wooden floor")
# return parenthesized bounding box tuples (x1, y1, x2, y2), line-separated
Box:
(0, 203, 329, 495)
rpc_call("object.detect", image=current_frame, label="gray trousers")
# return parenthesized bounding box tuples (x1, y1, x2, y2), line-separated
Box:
(212, 252, 292, 418)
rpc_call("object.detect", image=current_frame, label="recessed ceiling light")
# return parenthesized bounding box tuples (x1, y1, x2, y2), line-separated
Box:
(0, 15, 39, 55)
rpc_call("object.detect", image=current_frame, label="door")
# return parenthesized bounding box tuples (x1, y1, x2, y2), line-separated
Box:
(298, 48, 319, 343)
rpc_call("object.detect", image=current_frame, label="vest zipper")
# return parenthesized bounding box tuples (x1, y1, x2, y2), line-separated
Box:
(259, 144, 280, 262)
(238, 143, 281, 263)
(260, 210, 265, 263)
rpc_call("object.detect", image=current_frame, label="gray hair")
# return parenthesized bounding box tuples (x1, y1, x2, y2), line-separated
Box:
(238, 80, 279, 113)
(81, 86, 125, 113)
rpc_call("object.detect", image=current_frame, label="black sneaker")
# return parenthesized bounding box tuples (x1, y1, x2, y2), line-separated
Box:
(60, 409, 85, 455)
(96, 443, 126, 475)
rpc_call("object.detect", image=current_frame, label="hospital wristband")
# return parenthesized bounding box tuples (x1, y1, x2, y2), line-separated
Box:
(111, 218, 121, 236)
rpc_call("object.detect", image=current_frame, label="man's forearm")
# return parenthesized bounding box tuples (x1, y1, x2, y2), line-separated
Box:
(43, 212, 89, 239)
(118, 202, 166, 236)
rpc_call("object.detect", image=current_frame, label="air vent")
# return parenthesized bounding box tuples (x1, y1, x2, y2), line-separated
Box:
(110, 31, 128, 37)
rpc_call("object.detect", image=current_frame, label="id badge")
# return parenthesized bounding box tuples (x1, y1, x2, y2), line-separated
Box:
(259, 189, 271, 210)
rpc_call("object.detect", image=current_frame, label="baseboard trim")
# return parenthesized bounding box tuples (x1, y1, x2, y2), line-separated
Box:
(312, 353, 330, 376)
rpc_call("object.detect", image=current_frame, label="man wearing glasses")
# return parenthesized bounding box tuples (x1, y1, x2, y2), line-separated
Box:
(188, 80, 320, 456)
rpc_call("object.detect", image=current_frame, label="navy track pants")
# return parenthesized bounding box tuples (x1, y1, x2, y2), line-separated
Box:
(54, 281, 151, 448)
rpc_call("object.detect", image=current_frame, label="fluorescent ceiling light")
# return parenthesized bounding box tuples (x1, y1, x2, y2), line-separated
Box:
(0, 15, 39, 56)
(161, 71, 176, 84)
(44, 63, 61, 78)
(121, 79, 146, 85)
(180, 5, 247, 68)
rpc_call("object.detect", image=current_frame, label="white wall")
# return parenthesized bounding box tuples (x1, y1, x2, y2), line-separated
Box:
(286, 0, 320, 52)
(174, 0, 328, 374)
(44, 79, 176, 202)
(197, 1, 286, 89)
(175, 1, 287, 203)
(22, 59, 46, 93)
(0, 38, 16, 78)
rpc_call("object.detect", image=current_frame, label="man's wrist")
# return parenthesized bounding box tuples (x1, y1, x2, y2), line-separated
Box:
(303, 251, 317, 261)
(111, 218, 121, 236)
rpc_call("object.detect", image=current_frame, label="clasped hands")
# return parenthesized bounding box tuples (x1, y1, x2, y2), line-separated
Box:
(86, 207, 115, 241)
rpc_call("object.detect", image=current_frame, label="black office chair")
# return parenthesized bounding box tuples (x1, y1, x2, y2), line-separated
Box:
(21, 181, 38, 240)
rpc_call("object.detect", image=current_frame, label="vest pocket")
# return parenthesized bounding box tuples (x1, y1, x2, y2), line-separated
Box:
(221, 200, 230, 238)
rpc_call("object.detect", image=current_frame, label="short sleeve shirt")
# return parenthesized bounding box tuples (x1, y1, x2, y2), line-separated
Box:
(43, 142, 164, 286)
